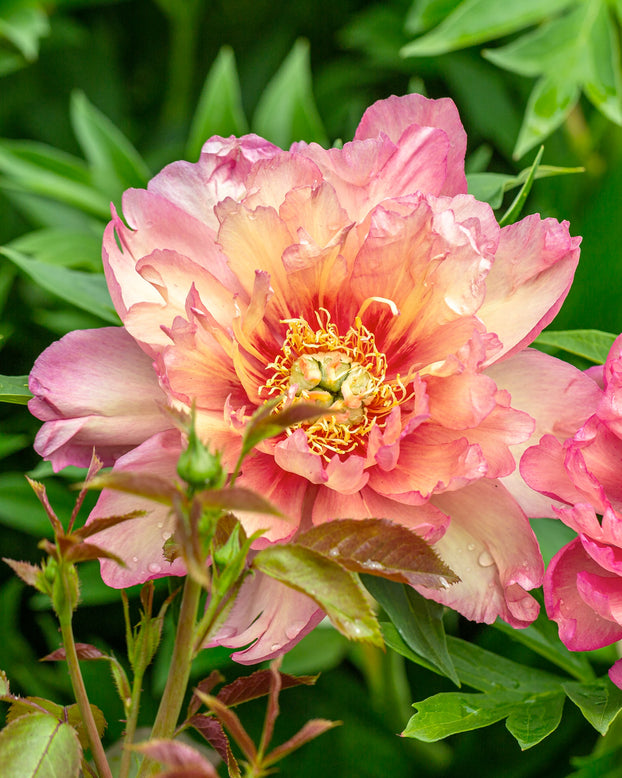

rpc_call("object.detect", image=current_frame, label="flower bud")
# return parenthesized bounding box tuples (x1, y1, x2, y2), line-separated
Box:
(177, 426, 226, 491)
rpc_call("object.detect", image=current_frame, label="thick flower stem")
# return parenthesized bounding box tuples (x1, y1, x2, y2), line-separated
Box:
(138, 575, 203, 776)
(58, 604, 113, 778)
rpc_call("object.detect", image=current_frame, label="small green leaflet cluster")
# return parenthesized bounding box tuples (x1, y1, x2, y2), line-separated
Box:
(403, 0, 622, 158)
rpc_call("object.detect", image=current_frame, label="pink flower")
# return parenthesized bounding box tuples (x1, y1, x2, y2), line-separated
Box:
(522, 335, 622, 687)
(30, 94, 586, 662)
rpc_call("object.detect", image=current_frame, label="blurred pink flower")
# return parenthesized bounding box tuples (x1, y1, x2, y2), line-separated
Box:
(30, 94, 588, 662)
(522, 334, 622, 687)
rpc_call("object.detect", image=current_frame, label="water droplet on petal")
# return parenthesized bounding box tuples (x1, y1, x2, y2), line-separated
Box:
(467, 543, 475, 552)
(285, 620, 307, 640)
(438, 576, 451, 589)
(156, 522, 164, 529)
(131, 556, 138, 564)
(364, 560, 384, 571)
(478, 551, 494, 568)
(270, 643, 281, 652)
(328, 548, 339, 557)
(162, 530, 172, 541)
(148, 562, 161, 574)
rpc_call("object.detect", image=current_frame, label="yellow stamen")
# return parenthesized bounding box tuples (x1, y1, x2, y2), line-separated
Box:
(260, 309, 410, 458)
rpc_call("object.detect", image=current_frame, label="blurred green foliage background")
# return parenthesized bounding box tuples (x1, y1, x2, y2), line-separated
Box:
(3, 0, 622, 775)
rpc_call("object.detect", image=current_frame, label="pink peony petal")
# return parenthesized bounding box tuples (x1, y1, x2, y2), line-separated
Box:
(544, 538, 622, 651)
(420, 480, 543, 627)
(85, 430, 186, 588)
(209, 571, 324, 664)
(29, 327, 170, 470)
(478, 216, 580, 363)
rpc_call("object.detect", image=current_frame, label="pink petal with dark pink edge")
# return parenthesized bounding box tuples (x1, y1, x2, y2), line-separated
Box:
(544, 538, 622, 650)
(575, 416, 622, 511)
(419, 480, 543, 627)
(148, 134, 280, 230)
(353, 93, 468, 196)
(86, 430, 186, 588)
(311, 487, 450, 545)
(29, 327, 170, 470)
(209, 571, 324, 664)
(291, 121, 454, 224)
(580, 536, 622, 577)
(479, 216, 580, 363)
(233, 452, 308, 543)
(487, 349, 601, 516)
(599, 333, 622, 437)
(609, 658, 622, 689)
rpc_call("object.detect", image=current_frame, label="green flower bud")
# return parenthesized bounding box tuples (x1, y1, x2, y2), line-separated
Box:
(177, 426, 226, 491)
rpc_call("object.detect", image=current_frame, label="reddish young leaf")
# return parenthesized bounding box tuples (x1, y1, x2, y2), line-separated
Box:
(216, 669, 317, 708)
(189, 714, 237, 772)
(74, 510, 146, 540)
(296, 518, 459, 589)
(63, 540, 126, 566)
(194, 692, 257, 763)
(26, 476, 63, 534)
(41, 643, 107, 662)
(68, 451, 103, 532)
(85, 471, 178, 504)
(3, 558, 41, 587)
(264, 719, 341, 766)
(196, 487, 282, 516)
(187, 671, 225, 719)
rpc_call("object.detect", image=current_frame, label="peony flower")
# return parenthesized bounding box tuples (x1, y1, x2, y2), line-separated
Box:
(522, 334, 622, 687)
(30, 94, 590, 662)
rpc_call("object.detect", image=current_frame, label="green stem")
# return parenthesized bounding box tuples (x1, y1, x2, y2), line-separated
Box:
(138, 575, 202, 777)
(58, 587, 113, 778)
(118, 665, 146, 778)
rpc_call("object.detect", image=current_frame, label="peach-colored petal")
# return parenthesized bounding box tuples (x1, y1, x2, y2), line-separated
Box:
(479, 216, 580, 363)
(420, 480, 543, 627)
(210, 571, 324, 664)
(86, 430, 186, 587)
(29, 327, 170, 470)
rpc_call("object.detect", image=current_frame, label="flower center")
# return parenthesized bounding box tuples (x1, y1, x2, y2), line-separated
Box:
(261, 310, 408, 458)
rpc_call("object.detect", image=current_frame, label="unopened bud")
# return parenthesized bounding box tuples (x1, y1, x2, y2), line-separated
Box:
(177, 426, 226, 491)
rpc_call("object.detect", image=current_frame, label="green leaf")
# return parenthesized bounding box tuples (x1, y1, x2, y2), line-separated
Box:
(253, 544, 383, 645)
(0, 374, 31, 404)
(404, 0, 463, 35)
(70, 90, 151, 197)
(296, 518, 458, 589)
(186, 47, 249, 161)
(363, 577, 459, 685)
(0, 140, 111, 219)
(7, 228, 103, 270)
(1, 247, 119, 323)
(514, 72, 581, 159)
(499, 145, 543, 226)
(0, 433, 29, 458)
(482, 5, 588, 78)
(563, 678, 622, 735)
(583, 1, 622, 125)
(253, 39, 327, 148)
(404, 688, 564, 748)
(494, 609, 596, 683)
(401, 0, 576, 57)
(0, 712, 81, 778)
(467, 162, 583, 209)
(504, 691, 565, 749)
(0, 4, 49, 63)
(535, 329, 617, 364)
